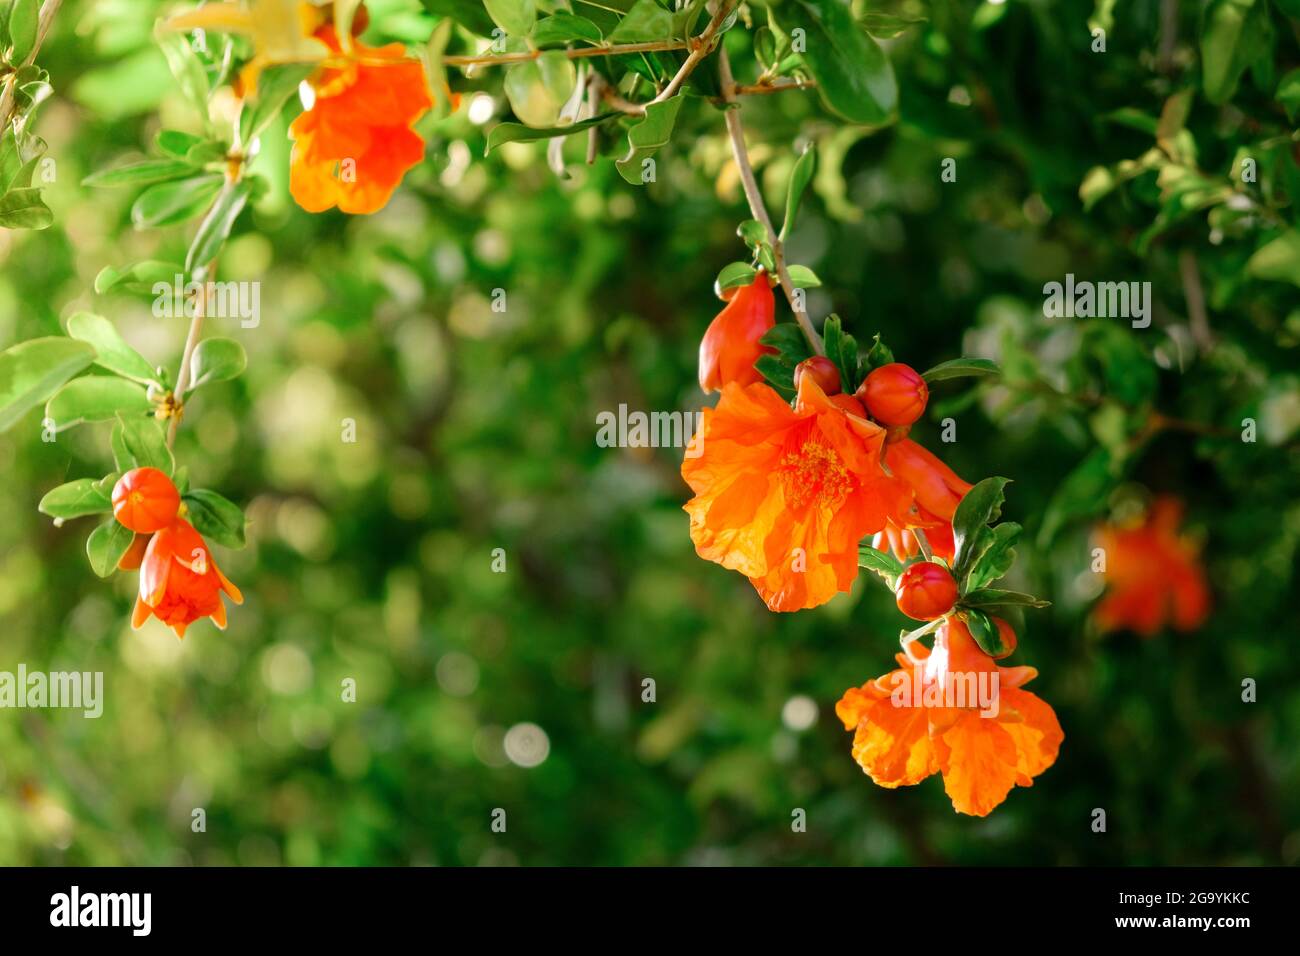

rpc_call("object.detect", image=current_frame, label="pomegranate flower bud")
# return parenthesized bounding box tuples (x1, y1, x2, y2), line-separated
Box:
(857, 362, 929, 426)
(895, 560, 958, 621)
(112, 467, 181, 534)
(698, 272, 776, 392)
(794, 355, 841, 395)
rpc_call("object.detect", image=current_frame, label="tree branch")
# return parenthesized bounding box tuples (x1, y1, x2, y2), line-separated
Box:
(717, 46, 823, 356)
(649, 0, 736, 105)
(444, 39, 688, 68)
(167, 267, 211, 448)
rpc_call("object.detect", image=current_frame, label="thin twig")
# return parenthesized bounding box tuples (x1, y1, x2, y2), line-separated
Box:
(593, 72, 650, 115)
(728, 79, 817, 98)
(1179, 249, 1214, 352)
(444, 39, 688, 68)
(167, 272, 210, 447)
(717, 46, 823, 356)
(649, 0, 736, 105)
(585, 75, 600, 164)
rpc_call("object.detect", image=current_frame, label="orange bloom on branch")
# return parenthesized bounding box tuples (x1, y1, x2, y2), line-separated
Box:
(1093, 496, 1210, 636)
(836, 617, 1063, 816)
(131, 519, 243, 640)
(871, 438, 972, 563)
(682, 374, 911, 611)
(289, 27, 433, 215)
(698, 272, 776, 392)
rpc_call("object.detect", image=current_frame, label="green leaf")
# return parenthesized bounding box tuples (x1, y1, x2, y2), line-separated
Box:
(1276, 67, 1300, 121)
(787, 0, 897, 125)
(780, 145, 816, 240)
(39, 478, 115, 520)
(188, 338, 247, 391)
(0, 337, 96, 433)
(786, 264, 821, 288)
(93, 260, 182, 296)
(484, 0, 536, 37)
(0, 186, 52, 229)
(736, 219, 768, 250)
(821, 314, 859, 394)
(183, 488, 247, 549)
(86, 519, 134, 578)
(131, 174, 224, 229)
(240, 63, 314, 144)
(951, 477, 1011, 588)
(1037, 448, 1118, 547)
(963, 608, 1013, 657)
(1083, 322, 1157, 409)
(111, 412, 174, 476)
(504, 50, 577, 128)
(66, 312, 157, 384)
(607, 0, 673, 43)
(485, 112, 618, 153)
(7, 0, 38, 63)
(865, 333, 894, 370)
(1246, 230, 1300, 287)
(714, 261, 758, 295)
(860, 12, 926, 38)
(82, 159, 195, 188)
(754, 354, 797, 394)
(858, 544, 905, 586)
(963, 588, 1052, 610)
(965, 522, 1021, 592)
(756, 323, 815, 394)
(184, 140, 226, 166)
(921, 357, 1001, 383)
(1200, 0, 1271, 105)
(154, 24, 212, 120)
(420, 0, 497, 36)
(616, 96, 684, 185)
(186, 179, 253, 274)
(45, 376, 152, 430)
(532, 13, 603, 45)
(760, 323, 814, 364)
(155, 129, 207, 158)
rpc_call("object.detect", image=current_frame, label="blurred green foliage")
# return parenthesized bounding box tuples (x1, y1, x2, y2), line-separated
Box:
(0, 0, 1298, 865)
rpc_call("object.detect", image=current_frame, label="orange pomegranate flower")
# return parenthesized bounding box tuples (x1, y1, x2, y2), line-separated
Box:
(1093, 496, 1210, 636)
(871, 439, 972, 562)
(289, 27, 433, 215)
(836, 617, 1063, 816)
(698, 272, 776, 392)
(131, 519, 243, 640)
(682, 373, 911, 611)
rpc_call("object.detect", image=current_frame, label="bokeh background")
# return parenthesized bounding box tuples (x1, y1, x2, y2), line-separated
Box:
(1, 0, 1298, 865)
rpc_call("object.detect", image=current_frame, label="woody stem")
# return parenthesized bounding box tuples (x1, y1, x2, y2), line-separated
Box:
(717, 46, 824, 357)
(167, 274, 209, 448)
(168, 148, 243, 447)
(649, 0, 737, 105)
(444, 39, 689, 68)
